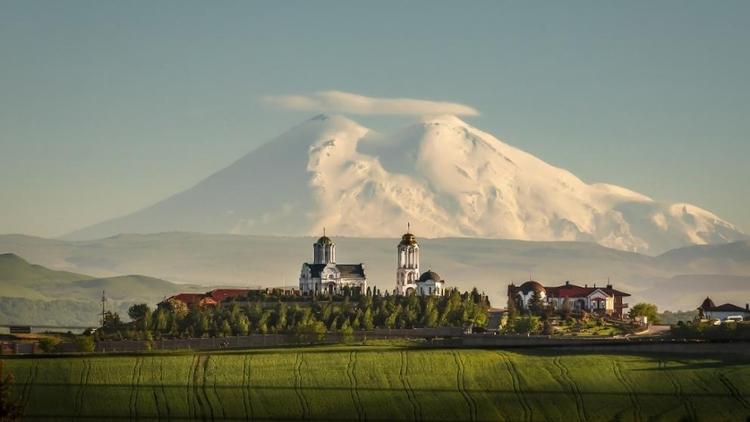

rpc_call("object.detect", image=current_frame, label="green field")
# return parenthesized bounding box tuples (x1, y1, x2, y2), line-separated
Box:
(5, 345, 750, 421)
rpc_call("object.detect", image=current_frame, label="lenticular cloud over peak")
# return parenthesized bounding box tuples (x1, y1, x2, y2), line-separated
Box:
(263, 90, 480, 116)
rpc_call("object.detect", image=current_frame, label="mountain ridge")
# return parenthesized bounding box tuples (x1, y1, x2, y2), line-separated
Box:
(64, 114, 746, 254)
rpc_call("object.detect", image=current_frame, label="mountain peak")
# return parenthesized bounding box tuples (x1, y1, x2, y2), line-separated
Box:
(418, 114, 469, 127)
(64, 115, 745, 254)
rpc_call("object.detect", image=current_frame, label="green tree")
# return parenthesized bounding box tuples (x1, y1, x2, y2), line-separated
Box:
(423, 302, 439, 328)
(74, 336, 95, 353)
(362, 307, 374, 330)
(153, 309, 170, 333)
(275, 303, 288, 332)
(166, 298, 189, 319)
(38, 337, 60, 353)
(528, 291, 544, 316)
(127, 304, 150, 321)
(219, 319, 232, 337)
(340, 319, 354, 343)
(235, 314, 250, 336)
(629, 303, 660, 324)
(560, 298, 572, 320)
(102, 311, 121, 330)
(515, 316, 541, 334)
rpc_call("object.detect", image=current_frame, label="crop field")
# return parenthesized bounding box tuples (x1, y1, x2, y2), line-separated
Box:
(5, 345, 750, 421)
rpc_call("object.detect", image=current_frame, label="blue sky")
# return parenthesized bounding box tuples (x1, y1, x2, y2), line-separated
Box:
(1, 1, 748, 237)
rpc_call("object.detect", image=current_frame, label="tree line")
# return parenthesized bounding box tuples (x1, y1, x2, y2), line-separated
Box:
(97, 288, 490, 341)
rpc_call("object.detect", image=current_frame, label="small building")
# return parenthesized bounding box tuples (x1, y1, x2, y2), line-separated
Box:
(207, 289, 251, 303)
(508, 280, 630, 319)
(299, 233, 367, 295)
(698, 297, 750, 322)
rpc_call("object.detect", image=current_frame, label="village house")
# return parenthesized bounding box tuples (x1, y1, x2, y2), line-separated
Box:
(698, 297, 750, 322)
(508, 280, 630, 319)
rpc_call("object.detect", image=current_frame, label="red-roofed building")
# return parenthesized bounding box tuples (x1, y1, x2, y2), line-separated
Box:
(508, 280, 630, 319)
(207, 289, 251, 303)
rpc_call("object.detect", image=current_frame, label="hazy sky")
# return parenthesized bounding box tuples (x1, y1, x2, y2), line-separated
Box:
(2, 1, 749, 238)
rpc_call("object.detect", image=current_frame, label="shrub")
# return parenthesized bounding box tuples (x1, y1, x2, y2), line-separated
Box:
(74, 336, 95, 353)
(38, 337, 60, 353)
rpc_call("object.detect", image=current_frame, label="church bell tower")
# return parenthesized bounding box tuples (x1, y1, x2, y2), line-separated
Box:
(313, 228, 336, 264)
(396, 223, 419, 295)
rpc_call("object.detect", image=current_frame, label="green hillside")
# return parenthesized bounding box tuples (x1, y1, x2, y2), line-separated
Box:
(6, 346, 750, 421)
(0, 252, 90, 283)
(0, 253, 203, 326)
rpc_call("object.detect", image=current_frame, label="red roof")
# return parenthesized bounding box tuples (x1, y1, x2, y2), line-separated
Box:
(546, 283, 630, 298)
(208, 289, 251, 302)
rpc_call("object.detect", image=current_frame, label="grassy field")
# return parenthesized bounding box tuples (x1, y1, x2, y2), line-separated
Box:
(5, 345, 750, 421)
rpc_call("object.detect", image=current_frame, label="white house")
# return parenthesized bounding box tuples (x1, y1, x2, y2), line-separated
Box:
(698, 297, 750, 322)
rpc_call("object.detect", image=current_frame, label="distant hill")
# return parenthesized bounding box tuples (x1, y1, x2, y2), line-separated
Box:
(0, 253, 204, 326)
(1, 233, 748, 311)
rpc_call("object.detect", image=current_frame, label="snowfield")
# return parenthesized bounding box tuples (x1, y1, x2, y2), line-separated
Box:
(66, 114, 745, 254)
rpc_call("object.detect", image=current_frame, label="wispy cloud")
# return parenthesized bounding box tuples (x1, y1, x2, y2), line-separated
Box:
(263, 90, 479, 116)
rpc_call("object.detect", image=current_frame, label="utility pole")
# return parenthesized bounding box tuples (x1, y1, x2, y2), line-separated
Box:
(101, 290, 106, 328)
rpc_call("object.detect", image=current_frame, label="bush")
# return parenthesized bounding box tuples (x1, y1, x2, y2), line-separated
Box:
(74, 336, 95, 353)
(38, 337, 60, 353)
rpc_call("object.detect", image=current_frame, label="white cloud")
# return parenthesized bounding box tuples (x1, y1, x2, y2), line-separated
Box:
(263, 90, 479, 116)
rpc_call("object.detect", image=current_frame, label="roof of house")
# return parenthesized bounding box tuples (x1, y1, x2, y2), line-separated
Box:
(544, 283, 630, 298)
(306, 263, 366, 279)
(699, 297, 716, 310)
(703, 303, 748, 313)
(208, 289, 251, 302)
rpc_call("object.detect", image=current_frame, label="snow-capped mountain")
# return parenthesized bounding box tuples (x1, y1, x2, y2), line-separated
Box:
(66, 114, 745, 254)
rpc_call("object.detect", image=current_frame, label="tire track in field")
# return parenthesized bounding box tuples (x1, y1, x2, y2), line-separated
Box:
(717, 371, 750, 409)
(347, 351, 365, 421)
(191, 355, 208, 421)
(21, 362, 38, 410)
(130, 357, 144, 421)
(209, 356, 227, 420)
(552, 357, 587, 422)
(497, 352, 532, 422)
(75, 359, 91, 419)
(660, 361, 696, 421)
(294, 353, 311, 420)
(452, 351, 477, 421)
(150, 359, 162, 421)
(201, 355, 216, 421)
(242, 354, 253, 420)
(612, 361, 642, 422)
(400, 350, 422, 421)
(159, 358, 171, 419)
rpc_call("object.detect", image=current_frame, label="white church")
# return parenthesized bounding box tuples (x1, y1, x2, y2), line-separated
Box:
(395, 228, 446, 296)
(298, 231, 367, 295)
(299, 226, 446, 297)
